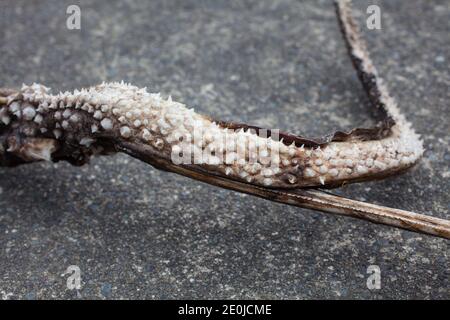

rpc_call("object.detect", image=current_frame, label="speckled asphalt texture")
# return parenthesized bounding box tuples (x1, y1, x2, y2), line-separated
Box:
(0, 0, 448, 299)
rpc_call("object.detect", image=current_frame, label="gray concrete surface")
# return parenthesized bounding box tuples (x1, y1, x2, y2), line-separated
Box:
(0, 0, 448, 299)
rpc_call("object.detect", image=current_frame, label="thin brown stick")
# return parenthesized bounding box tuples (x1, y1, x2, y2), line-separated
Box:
(119, 141, 450, 240)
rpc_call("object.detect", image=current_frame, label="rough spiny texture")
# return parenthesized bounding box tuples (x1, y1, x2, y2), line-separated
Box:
(0, 81, 423, 188)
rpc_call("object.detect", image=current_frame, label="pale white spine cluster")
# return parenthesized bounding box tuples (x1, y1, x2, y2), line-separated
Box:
(0, 82, 423, 188)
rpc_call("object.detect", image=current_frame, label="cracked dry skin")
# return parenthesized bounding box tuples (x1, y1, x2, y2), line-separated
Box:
(0, 81, 422, 188)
